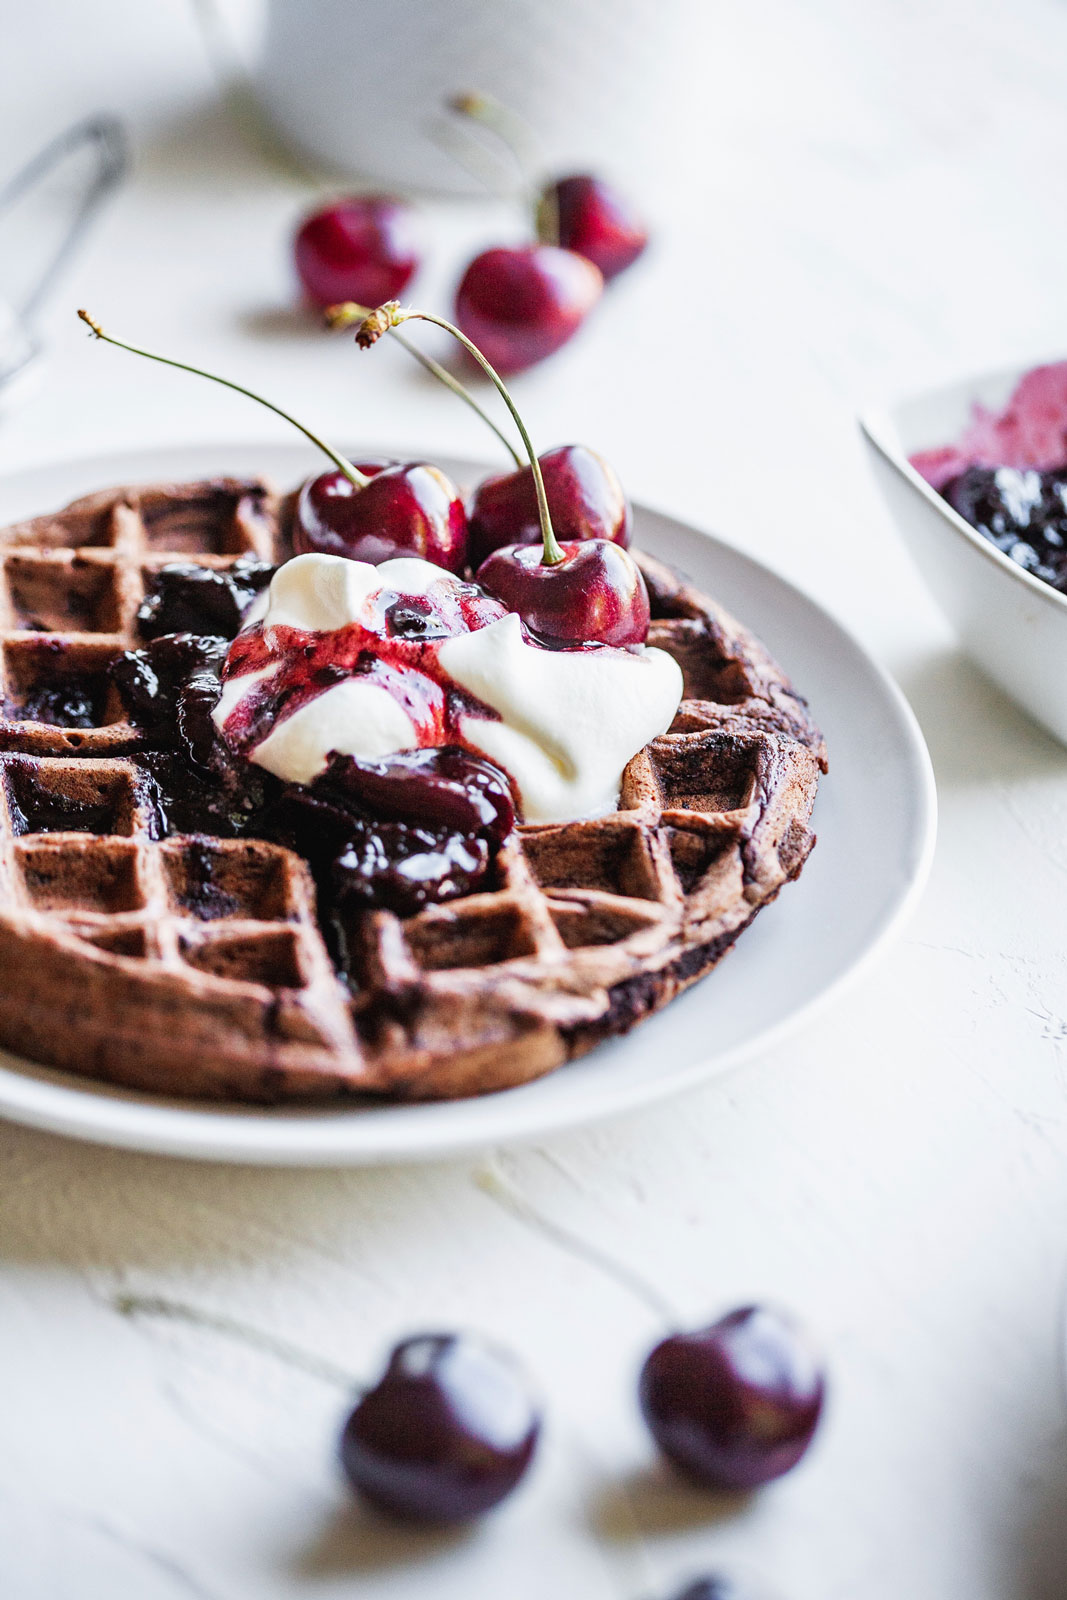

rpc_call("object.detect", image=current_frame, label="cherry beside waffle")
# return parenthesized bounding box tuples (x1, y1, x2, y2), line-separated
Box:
(0, 478, 825, 1102)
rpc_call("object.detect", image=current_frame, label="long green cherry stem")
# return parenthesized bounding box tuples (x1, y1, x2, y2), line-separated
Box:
(77, 310, 369, 489)
(357, 302, 564, 567)
(446, 92, 552, 237)
(325, 300, 523, 470)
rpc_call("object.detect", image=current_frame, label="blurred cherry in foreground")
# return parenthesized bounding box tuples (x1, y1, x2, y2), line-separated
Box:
(639, 1305, 826, 1491)
(340, 1332, 541, 1521)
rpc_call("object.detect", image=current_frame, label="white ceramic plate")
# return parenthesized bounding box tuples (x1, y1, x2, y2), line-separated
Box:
(0, 442, 936, 1165)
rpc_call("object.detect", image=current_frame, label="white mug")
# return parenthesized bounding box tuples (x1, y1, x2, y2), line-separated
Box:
(254, 0, 708, 198)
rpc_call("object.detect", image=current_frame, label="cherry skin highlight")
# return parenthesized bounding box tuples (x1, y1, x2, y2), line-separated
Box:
(545, 174, 649, 281)
(454, 245, 602, 375)
(639, 1306, 826, 1492)
(477, 539, 650, 648)
(339, 1332, 541, 1522)
(468, 443, 631, 568)
(294, 461, 469, 572)
(294, 196, 420, 310)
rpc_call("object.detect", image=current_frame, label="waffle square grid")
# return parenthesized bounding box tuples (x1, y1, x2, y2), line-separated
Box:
(0, 478, 825, 1102)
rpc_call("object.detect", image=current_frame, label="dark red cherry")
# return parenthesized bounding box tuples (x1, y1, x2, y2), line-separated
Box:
(544, 174, 649, 281)
(468, 443, 631, 568)
(477, 538, 649, 648)
(669, 1580, 759, 1600)
(294, 462, 469, 572)
(339, 1332, 541, 1522)
(294, 196, 420, 310)
(454, 245, 602, 375)
(639, 1306, 826, 1492)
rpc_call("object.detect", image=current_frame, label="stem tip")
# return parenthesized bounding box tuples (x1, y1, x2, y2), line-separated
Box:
(448, 91, 487, 117)
(78, 309, 103, 338)
(355, 301, 401, 349)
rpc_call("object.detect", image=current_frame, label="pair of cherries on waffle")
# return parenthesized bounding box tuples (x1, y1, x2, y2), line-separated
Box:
(78, 301, 666, 921)
(80, 303, 650, 651)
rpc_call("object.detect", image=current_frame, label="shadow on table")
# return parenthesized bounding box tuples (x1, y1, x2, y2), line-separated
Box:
(290, 1501, 470, 1581)
(1013, 1443, 1067, 1600)
(588, 1458, 751, 1541)
(137, 96, 295, 192)
(894, 647, 1065, 790)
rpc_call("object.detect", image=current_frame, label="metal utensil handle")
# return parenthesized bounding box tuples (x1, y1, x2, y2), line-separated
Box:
(0, 115, 128, 324)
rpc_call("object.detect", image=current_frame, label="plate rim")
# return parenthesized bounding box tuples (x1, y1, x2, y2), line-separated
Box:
(0, 440, 938, 1165)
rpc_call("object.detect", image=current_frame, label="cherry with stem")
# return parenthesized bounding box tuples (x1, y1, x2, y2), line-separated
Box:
(448, 90, 648, 283)
(439, 94, 604, 375)
(354, 302, 650, 646)
(340, 1331, 542, 1522)
(446, 91, 550, 230)
(327, 304, 632, 567)
(78, 310, 469, 571)
(639, 1306, 826, 1492)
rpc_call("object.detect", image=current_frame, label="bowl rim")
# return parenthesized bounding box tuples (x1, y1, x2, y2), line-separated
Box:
(859, 394, 1067, 620)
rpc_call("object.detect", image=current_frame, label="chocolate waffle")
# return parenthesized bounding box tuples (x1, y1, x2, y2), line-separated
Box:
(0, 477, 825, 1102)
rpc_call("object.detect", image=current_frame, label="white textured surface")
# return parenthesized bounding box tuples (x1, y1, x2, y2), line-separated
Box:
(1, 3, 1066, 1598)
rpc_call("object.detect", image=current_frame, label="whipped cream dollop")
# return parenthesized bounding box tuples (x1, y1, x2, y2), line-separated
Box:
(212, 553, 683, 824)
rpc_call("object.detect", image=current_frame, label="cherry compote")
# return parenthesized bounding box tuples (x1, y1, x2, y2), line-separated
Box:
(111, 634, 280, 838)
(332, 822, 490, 916)
(111, 632, 228, 754)
(247, 748, 514, 918)
(14, 676, 105, 729)
(319, 748, 514, 841)
(339, 1332, 541, 1522)
(316, 749, 513, 916)
(137, 559, 273, 641)
(943, 465, 1067, 592)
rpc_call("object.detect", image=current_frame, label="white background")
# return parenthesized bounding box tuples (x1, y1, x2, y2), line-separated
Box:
(1, 2, 1066, 1596)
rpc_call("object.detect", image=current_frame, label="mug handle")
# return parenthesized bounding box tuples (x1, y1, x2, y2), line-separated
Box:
(0, 115, 129, 324)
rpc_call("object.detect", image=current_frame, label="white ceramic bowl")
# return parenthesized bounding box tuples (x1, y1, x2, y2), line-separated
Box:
(860, 365, 1067, 747)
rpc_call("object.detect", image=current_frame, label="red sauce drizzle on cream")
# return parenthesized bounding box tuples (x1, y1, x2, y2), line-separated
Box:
(217, 579, 510, 762)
